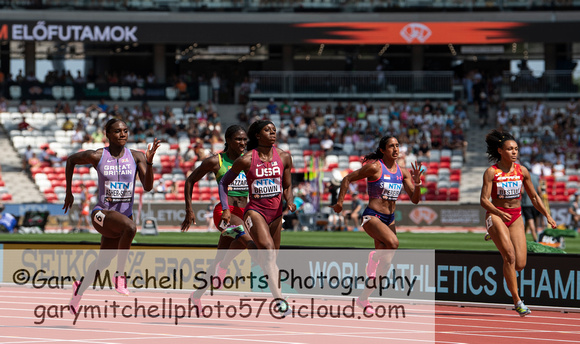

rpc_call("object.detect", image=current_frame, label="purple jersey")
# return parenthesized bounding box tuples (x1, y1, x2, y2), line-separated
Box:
(94, 147, 137, 217)
(367, 160, 403, 201)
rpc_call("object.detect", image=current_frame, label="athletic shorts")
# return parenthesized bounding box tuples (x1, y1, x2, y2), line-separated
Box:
(361, 207, 395, 227)
(213, 204, 245, 229)
(522, 206, 540, 222)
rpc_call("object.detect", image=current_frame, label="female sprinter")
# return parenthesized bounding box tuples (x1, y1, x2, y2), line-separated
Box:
(331, 135, 423, 315)
(64, 118, 160, 315)
(480, 129, 556, 316)
(218, 120, 296, 315)
(180, 125, 257, 308)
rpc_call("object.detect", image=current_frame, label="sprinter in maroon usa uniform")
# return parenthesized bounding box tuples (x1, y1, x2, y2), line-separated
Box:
(219, 120, 296, 315)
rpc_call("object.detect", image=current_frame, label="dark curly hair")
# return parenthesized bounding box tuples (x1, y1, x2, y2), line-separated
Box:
(485, 129, 516, 163)
(362, 135, 396, 163)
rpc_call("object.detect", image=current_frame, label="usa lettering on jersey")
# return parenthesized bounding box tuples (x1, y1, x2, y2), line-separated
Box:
(255, 166, 281, 178)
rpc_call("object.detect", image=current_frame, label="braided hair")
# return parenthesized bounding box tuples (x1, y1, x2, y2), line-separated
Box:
(223, 125, 246, 152)
(247, 120, 274, 151)
(362, 135, 395, 163)
(485, 129, 516, 163)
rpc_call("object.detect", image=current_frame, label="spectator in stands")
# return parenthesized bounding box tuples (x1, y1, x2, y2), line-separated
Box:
(71, 125, 86, 144)
(266, 98, 278, 114)
(97, 98, 109, 113)
(62, 117, 75, 131)
(478, 90, 489, 128)
(74, 184, 91, 233)
(342, 192, 363, 231)
(27, 152, 41, 170)
(22, 145, 34, 172)
(521, 161, 541, 242)
(17, 116, 34, 131)
(64, 119, 160, 315)
(18, 100, 28, 113)
(569, 192, 580, 231)
(480, 129, 556, 317)
(210, 72, 220, 103)
(330, 135, 423, 314)
(0, 97, 7, 112)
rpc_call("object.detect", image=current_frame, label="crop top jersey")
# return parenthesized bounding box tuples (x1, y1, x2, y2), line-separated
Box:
(367, 159, 403, 201)
(490, 163, 523, 200)
(215, 152, 248, 198)
(94, 147, 137, 217)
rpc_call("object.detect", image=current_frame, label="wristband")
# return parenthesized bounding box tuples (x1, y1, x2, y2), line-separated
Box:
(146, 161, 153, 166)
(414, 182, 422, 186)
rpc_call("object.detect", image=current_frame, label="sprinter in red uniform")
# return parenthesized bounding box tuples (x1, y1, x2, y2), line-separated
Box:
(480, 129, 556, 317)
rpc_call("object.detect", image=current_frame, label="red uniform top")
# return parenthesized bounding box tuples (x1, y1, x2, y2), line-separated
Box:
(490, 163, 524, 200)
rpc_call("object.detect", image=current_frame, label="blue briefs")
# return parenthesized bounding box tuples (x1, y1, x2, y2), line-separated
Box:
(361, 207, 395, 226)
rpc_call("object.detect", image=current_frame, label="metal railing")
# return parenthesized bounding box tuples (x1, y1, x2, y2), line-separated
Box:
(501, 71, 580, 98)
(248, 71, 454, 99)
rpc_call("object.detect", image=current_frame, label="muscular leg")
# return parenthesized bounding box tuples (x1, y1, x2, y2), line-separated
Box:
(358, 218, 398, 302)
(219, 213, 257, 272)
(246, 210, 283, 300)
(191, 234, 234, 300)
(488, 215, 523, 305)
(76, 236, 119, 295)
(91, 211, 137, 275)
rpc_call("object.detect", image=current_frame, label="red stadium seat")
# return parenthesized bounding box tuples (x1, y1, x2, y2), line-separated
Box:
(44, 193, 58, 203)
(1, 194, 12, 201)
(436, 194, 448, 201)
(349, 156, 360, 162)
(569, 175, 579, 182)
(556, 194, 569, 202)
(440, 156, 450, 163)
(165, 193, 177, 201)
(200, 193, 212, 201)
(176, 193, 185, 201)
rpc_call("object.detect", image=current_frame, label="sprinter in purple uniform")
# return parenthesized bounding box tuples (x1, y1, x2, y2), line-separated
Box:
(63, 119, 160, 315)
(331, 135, 423, 315)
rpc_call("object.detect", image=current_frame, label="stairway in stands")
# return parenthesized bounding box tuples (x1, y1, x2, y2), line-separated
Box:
(0, 125, 45, 203)
(459, 106, 493, 204)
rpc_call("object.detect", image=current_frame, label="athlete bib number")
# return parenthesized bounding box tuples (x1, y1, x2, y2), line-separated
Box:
(251, 178, 281, 199)
(380, 182, 402, 201)
(496, 180, 522, 199)
(104, 181, 133, 203)
(229, 172, 248, 192)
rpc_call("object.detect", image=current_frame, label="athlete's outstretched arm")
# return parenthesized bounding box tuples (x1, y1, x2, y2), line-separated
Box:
(63, 149, 102, 214)
(402, 161, 423, 204)
(280, 150, 296, 213)
(181, 154, 220, 232)
(135, 138, 160, 192)
(330, 161, 380, 214)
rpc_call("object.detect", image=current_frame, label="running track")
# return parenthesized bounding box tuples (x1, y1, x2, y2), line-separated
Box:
(0, 286, 578, 344)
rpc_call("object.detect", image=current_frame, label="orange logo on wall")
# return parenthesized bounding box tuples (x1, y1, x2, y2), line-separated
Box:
(409, 206, 438, 225)
(0, 24, 7, 40)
